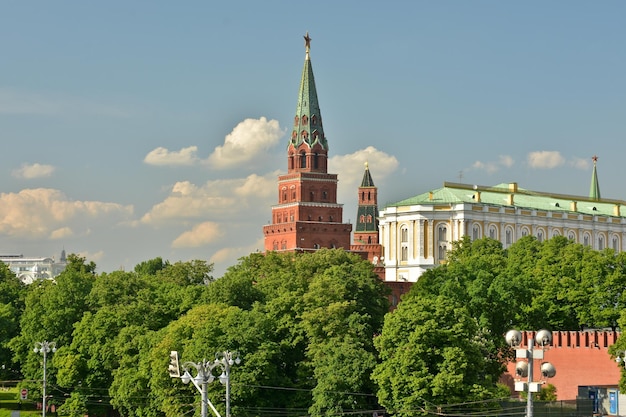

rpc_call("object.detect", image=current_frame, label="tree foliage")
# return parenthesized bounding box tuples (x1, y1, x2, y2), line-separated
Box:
(5, 239, 626, 416)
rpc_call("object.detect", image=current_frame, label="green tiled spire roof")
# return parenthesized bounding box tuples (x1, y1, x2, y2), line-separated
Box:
(589, 155, 601, 201)
(361, 162, 375, 187)
(290, 32, 328, 150)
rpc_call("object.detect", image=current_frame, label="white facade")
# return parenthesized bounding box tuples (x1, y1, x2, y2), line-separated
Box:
(379, 182, 626, 282)
(0, 252, 67, 284)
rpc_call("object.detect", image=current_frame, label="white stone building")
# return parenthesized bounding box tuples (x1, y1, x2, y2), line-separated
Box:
(378, 162, 623, 282)
(0, 250, 67, 284)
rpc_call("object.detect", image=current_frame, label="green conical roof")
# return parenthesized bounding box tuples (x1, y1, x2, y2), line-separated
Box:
(589, 156, 601, 201)
(290, 33, 328, 150)
(361, 162, 375, 187)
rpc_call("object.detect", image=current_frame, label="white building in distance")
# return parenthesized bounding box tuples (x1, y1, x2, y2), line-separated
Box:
(0, 250, 67, 284)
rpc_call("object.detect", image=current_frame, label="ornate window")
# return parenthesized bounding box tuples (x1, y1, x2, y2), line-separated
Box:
(366, 214, 373, 223)
(612, 235, 620, 252)
(521, 226, 530, 237)
(401, 246, 408, 262)
(472, 224, 481, 241)
(537, 229, 544, 243)
(598, 235, 605, 250)
(438, 244, 447, 261)
(273, 241, 278, 250)
(583, 233, 591, 247)
(489, 225, 497, 240)
(400, 227, 408, 243)
(438, 225, 447, 242)
(568, 231, 576, 242)
(505, 227, 513, 247)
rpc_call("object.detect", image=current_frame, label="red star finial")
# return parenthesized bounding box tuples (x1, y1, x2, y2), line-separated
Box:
(304, 32, 311, 50)
(592, 155, 598, 164)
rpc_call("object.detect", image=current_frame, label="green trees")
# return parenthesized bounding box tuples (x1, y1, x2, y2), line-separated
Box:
(0, 262, 25, 379)
(374, 295, 499, 416)
(5, 239, 626, 416)
(4, 250, 388, 417)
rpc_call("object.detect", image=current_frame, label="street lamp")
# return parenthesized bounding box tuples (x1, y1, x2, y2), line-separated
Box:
(215, 351, 241, 417)
(169, 350, 241, 417)
(33, 341, 56, 417)
(506, 330, 556, 417)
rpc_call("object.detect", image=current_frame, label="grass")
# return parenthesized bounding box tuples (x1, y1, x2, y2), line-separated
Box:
(0, 387, 44, 416)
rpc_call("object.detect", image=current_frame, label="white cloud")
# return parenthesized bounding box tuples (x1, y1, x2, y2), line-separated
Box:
(499, 155, 514, 168)
(172, 221, 223, 248)
(12, 163, 56, 179)
(330, 146, 399, 187)
(0, 188, 133, 239)
(144, 146, 199, 166)
(77, 250, 105, 264)
(527, 151, 565, 169)
(471, 154, 514, 174)
(210, 237, 265, 265)
(207, 117, 284, 169)
(49, 227, 74, 240)
(570, 157, 590, 170)
(140, 172, 279, 225)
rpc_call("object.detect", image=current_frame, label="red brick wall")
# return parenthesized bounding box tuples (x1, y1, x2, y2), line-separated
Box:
(502, 331, 621, 400)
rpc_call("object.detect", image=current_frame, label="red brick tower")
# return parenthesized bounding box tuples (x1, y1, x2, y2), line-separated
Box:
(351, 162, 382, 262)
(263, 33, 352, 252)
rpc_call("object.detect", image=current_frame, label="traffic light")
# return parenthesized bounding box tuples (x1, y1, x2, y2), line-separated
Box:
(168, 350, 180, 378)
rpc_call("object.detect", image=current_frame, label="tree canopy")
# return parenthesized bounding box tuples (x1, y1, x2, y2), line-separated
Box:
(4, 237, 626, 416)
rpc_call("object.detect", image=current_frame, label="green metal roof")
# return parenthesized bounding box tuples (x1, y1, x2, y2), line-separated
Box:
(289, 33, 328, 151)
(387, 182, 626, 218)
(360, 163, 375, 187)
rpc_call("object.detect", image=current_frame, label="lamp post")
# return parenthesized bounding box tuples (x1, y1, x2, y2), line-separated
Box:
(215, 351, 241, 417)
(505, 330, 556, 417)
(34, 341, 56, 417)
(169, 350, 241, 417)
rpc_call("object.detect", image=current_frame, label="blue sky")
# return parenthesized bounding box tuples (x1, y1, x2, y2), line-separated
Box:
(1, 1, 625, 276)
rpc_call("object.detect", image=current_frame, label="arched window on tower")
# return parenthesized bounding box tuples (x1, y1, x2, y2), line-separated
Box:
(359, 215, 365, 223)
(366, 214, 372, 223)
(313, 153, 319, 169)
(300, 152, 306, 168)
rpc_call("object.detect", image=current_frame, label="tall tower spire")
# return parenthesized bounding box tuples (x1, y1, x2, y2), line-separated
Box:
(589, 155, 601, 201)
(263, 33, 352, 253)
(288, 32, 328, 173)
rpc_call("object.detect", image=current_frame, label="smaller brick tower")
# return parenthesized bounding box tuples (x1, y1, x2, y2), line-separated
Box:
(263, 33, 352, 252)
(351, 162, 381, 262)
